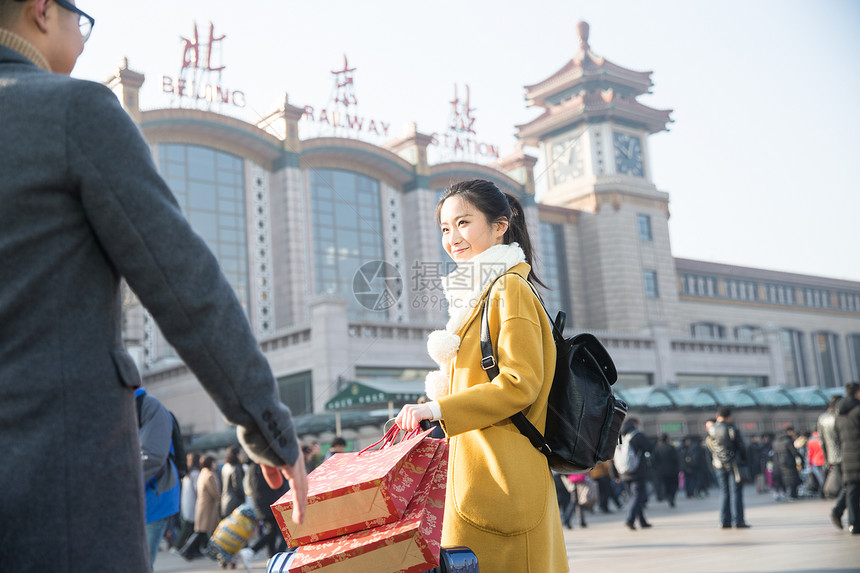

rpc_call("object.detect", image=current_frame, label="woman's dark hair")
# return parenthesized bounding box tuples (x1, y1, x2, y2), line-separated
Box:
(225, 444, 242, 465)
(201, 455, 216, 470)
(436, 179, 546, 288)
(187, 452, 201, 471)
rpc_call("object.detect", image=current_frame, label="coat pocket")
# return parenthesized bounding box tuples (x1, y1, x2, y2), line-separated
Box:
(110, 348, 142, 388)
(449, 426, 550, 536)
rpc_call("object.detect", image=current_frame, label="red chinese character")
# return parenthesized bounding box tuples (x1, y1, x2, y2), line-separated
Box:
(180, 22, 226, 72)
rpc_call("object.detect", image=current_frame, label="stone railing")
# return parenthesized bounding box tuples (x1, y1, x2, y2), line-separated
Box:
(670, 339, 769, 355)
(347, 322, 437, 341)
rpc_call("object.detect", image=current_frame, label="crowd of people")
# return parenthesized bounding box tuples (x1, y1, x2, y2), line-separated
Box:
(159, 439, 344, 570)
(550, 384, 860, 537)
(1, 5, 855, 567)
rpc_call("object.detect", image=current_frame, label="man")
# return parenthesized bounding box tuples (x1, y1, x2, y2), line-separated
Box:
(706, 407, 751, 529)
(0, 2, 306, 571)
(834, 382, 860, 534)
(616, 417, 653, 530)
(136, 388, 181, 572)
(746, 435, 765, 494)
(819, 394, 847, 528)
(324, 436, 348, 461)
(652, 434, 680, 508)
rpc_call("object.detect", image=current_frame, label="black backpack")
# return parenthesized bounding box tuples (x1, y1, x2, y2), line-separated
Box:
(479, 275, 628, 474)
(136, 393, 188, 479)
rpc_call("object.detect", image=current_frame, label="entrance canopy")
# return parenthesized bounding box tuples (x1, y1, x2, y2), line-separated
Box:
(324, 380, 425, 411)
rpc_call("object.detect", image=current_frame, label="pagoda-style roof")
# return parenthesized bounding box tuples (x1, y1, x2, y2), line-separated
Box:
(517, 22, 672, 145)
(516, 90, 673, 145)
(524, 54, 654, 107)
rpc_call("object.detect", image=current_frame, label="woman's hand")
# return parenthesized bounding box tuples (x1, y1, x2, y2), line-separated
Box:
(395, 403, 434, 431)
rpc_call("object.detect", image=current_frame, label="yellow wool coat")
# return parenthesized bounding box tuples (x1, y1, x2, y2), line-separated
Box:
(437, 263, 569, 573)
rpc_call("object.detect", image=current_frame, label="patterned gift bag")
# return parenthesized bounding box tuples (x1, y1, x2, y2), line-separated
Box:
(286, 440, 448, 573)
(272, 428, 439, 546)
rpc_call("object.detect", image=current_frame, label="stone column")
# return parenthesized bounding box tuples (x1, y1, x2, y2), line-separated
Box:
(765, 323, 788, 387)
(310, 297, 352, 413)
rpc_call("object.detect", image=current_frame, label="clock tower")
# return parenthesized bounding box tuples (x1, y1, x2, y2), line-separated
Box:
(517, 21, 672, 205)
(518, 22, 680, 334)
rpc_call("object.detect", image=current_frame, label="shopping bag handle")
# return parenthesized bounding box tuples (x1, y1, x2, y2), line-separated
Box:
(358, 425, 426, 455)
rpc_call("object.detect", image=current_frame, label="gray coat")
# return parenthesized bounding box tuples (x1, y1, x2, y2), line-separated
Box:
(0, 45, 298, 572)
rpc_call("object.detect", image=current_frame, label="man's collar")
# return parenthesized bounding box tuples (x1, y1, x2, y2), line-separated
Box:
(0, 29, 52, 72)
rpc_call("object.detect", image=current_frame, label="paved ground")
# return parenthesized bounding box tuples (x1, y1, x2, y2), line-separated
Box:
(154, 489, 858, 573)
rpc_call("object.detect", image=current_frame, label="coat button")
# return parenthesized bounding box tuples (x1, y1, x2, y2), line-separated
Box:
(262, 410, 272, 421)
(278, 438, 287, 447)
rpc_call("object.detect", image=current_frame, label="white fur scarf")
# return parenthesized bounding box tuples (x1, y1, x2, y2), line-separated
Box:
(424, 243, 526, 400)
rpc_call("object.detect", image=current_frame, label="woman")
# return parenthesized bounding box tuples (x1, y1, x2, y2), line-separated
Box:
(773, 427, 803, 499)
(178, 455, 220, 560)
(396, 179, 568, 572)
(220, 444, 245, 517)
(174, 453, 201, 550)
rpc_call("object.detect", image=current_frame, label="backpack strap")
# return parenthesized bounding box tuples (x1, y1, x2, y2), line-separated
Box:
(479, 273, 557, 456)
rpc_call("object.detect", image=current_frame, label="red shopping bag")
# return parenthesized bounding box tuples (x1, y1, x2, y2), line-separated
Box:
(271, 428, 438, 546)
(286, 440, 448, 573)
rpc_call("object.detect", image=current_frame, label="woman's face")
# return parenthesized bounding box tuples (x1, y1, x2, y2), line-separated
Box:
(439, 195, 507, 262)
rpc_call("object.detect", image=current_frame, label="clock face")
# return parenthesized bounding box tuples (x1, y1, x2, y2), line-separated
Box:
(613, 132, 644, 177)
(550, 135, 585, 185)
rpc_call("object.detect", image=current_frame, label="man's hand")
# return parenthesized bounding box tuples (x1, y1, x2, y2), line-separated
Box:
(395, 403, 434, 432)
(262, 446, 308, 524)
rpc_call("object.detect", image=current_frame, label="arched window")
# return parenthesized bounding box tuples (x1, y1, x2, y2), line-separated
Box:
(812, 331, 843, 388)
(780, 329, 808, 387)
(848, 333, 860, 381)
(539, 221, 571, 320)
(734, 325, 762, 343)
(158, 144, 249, 310)
(311, 169, 385, 320)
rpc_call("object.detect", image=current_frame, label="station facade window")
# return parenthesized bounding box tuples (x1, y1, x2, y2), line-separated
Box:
(311, 169, 385, 321)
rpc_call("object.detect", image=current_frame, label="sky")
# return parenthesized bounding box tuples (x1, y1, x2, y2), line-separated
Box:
(71, 0, 860, 282)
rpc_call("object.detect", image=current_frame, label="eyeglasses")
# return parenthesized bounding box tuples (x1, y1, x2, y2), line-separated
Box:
(52, 0, 95, 42)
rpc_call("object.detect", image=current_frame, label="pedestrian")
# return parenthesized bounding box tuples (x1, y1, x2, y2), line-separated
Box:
(806, 428, 826, 496)
(746, 436, 766, 494)
(323, 436, 348, 461)
(238, 460, 290, 570)
(759, 434, 775, 493)
(562, 474, 589, 528)
(681, 437, 708, 498)
(221, 445, 246, 517)
(773, 427, 804, 500)
(175, 453, 201, 550)
(136, 388, 182, 571)
(819, 394, 847, 529)
(834, 382, 860, 534)
(179, 455, 221, 559)
(590, 460, 623, 513)
(616, 417, 653, 531)
(0, 3, 306, 571)
(303, 441, 322, 474)
(706, 407, 751, 529)
(395, 179, 568, 572)
(553, 472, 573, 526)
(700, 420, 717, 495)
(652, 434, 680, 507)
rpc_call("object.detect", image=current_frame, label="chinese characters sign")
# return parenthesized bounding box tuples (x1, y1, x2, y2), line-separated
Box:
(162, 22, 246, 109)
